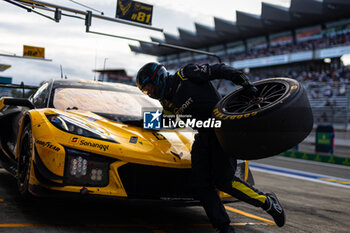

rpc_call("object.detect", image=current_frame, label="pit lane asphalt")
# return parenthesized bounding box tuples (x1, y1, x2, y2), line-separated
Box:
(0, 157, 349, 233)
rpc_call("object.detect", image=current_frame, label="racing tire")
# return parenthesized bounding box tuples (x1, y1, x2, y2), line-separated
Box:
(213, 78, 313, 160)
(17, 124, 34, 197)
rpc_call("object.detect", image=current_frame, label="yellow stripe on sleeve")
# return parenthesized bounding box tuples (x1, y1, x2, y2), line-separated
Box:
(176, 71, 188, 80)
(232, 180, 266, 204)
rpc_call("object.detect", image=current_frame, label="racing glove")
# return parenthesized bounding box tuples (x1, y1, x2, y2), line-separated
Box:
(211, 63, 258, 97)
(239, 73, 258, 98)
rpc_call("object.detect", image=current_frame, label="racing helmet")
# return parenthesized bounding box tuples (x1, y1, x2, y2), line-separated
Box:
(136, 62, 168, 100)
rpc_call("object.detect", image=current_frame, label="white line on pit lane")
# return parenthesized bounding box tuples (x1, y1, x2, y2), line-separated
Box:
(250, 163, 350, 189)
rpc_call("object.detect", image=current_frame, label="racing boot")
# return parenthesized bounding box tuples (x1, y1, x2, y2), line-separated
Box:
(263, 192, 285, 227)
(219, 224, 235, 233)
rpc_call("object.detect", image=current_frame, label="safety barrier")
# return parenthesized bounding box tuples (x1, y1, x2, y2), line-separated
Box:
(279, 150, 350, 167)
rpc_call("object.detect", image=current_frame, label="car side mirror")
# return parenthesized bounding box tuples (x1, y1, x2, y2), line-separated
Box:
(1, 97, 35, 109)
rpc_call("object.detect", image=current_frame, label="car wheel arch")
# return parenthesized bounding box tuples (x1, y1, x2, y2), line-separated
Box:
(15, 113, 34, 160)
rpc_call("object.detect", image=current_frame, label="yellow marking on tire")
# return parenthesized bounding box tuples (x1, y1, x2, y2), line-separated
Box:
(224, 206, 275, 225)
(291, 85, 298, 90)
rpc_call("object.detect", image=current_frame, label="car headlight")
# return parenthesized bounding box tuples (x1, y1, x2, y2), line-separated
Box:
(46, 114, 114, 142)
(64, 148, 113, 187)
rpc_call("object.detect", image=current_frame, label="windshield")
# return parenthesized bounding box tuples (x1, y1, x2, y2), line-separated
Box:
(53, 88, 162, 119)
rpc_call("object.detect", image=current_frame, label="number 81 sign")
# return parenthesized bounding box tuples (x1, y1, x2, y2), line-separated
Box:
(116, 0, 153, 25)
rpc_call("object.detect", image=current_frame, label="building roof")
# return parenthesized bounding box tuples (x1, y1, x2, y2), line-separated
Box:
(261, 2, 291, 29)
(93, 69, 127, 74)
(130, 0, 350, 57)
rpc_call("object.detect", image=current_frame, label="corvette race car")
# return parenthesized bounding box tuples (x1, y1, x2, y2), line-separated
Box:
(0, 79, 252, 203)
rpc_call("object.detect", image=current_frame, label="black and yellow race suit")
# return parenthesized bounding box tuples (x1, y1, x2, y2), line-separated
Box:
(161, 63, 267, 229)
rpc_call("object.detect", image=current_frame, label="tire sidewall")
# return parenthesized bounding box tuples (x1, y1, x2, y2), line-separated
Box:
(215, 78, 302, 121)
(17, 124, 33, 197)
(213, 78, 313, 159)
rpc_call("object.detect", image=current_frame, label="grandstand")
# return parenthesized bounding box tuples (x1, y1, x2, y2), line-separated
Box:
(129, 0, 350, 130)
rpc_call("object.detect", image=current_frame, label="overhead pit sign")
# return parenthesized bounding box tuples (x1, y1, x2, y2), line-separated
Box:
(23, 45, 45, 58)
(116, 0, 153, 25)
(0, 64, 11, 72)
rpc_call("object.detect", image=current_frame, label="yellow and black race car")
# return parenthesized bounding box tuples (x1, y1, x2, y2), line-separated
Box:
(0, 79, 252, 203)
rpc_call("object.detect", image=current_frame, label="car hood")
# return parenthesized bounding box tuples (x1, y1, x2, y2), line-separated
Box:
(40, 109, 194, 168)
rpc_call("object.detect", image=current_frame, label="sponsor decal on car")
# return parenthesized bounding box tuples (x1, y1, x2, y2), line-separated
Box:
(82, 116, 98, 122)
(129, 136, 138, 144)
(171, 151, 183, 160)
(71, 136, 80, 143)
(79, 139, 109, 151)
(153, 132, 166, 140)
(36, 140, 61, 152)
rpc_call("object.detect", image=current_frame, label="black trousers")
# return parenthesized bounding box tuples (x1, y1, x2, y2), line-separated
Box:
(191, 131, 267, 229)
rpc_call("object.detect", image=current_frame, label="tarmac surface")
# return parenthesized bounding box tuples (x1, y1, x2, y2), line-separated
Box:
(0, 157, 349, 233)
